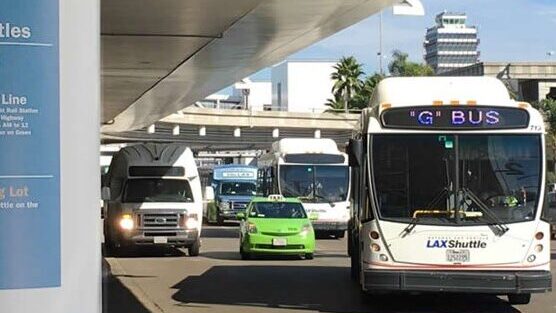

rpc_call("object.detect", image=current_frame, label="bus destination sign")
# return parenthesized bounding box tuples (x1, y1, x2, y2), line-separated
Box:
(381, 106, 530, 130)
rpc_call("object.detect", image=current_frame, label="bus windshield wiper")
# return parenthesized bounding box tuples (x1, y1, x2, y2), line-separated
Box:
(401, 188, 448, 237)
(460, 187, 509, 236)
(313, 193, 336, 207)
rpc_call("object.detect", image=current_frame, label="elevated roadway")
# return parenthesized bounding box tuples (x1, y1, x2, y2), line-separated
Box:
(102, 107, 359, 150)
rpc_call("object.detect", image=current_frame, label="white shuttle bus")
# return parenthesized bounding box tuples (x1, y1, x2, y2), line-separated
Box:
(347, 77, 551, 304)
(257, 138, 350, 237)
(103, 143, 203, 256)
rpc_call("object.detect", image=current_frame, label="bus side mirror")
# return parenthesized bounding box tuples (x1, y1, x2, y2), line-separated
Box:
(204, 186, 215, 201)
(101, 187, 111, 201)
(348, 138, 363, 167)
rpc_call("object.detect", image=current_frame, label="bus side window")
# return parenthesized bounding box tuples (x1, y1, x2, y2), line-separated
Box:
(542, 191, 556, 223)
(361, 160, 374, 221)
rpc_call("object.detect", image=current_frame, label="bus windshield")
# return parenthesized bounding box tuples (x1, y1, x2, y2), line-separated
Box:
(372, 134, 541, 225)
(123, 179, 194, 203)
(220, 182, 257, 196)
(279, 165, 349, 203)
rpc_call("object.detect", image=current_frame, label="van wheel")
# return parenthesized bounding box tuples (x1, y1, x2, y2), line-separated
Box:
(216, 212, 225, 226)
(305, 253, 314, 260)
(508, 293, 531, 305)
(188, 239, 201, 257)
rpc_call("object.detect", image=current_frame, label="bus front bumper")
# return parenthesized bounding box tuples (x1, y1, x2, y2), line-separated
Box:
(312, 221, 347, 231)
(363, 270, 552, 294)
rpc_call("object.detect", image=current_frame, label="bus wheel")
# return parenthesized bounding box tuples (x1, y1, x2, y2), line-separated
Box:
(508, 293, 531, 305)
(188, 239, 201, 257)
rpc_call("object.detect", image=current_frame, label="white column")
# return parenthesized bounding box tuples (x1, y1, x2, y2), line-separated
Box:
(0, 0, 101, 312)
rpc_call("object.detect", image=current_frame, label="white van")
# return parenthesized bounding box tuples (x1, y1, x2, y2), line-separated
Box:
(102, 143, 202, 256)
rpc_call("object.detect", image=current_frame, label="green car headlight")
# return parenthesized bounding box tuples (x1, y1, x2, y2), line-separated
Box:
(300, 223, 312, 235)
(247, 222, 258, 234)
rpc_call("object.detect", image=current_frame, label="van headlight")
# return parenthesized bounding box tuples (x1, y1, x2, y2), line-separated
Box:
(119, 214, 134, 231)
(219, 201, 230, 210)
(185, 215, 199, 229)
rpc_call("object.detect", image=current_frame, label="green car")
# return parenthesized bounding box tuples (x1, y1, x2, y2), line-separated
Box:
(238, 196, 316, 260)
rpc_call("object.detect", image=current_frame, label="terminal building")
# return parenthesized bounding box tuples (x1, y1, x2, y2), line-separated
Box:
(424, 12, 480, 74)
(442, 62, 556, 103)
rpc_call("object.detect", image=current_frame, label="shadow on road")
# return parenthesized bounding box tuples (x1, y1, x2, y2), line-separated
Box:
(103, 260, 150, 313)
(171, 265, 521, 313)
(201, 251, 307, 261)
(103, 244, 187, 258)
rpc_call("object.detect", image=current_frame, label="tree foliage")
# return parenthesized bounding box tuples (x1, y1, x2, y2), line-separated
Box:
(326, 50, 431, 113)
(326, 57, 383, 112)
(388, 50, 434, 77)
(329, 56, 364, 112)
(533, 98, 556, 183)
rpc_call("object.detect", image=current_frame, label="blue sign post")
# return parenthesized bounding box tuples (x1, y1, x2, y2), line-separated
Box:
(0, 0, 60, 289)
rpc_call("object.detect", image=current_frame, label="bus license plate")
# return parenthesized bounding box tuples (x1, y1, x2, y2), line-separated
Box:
(446, 249, 470, 263)
(273, 238, 287, 247)
(154, 236, 168, 244)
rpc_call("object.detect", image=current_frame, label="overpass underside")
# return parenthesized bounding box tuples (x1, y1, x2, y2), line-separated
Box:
(101, 0, 413, 133)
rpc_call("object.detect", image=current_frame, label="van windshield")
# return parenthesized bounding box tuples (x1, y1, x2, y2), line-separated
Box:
(123, 179, 194, 203)
(220, 182, 257, 196)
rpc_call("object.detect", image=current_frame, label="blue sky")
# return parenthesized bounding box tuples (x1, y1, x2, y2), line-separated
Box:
(247, 0, 556, 82)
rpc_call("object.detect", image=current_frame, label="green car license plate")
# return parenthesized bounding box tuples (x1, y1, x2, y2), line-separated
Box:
(272, 238, 287, 247)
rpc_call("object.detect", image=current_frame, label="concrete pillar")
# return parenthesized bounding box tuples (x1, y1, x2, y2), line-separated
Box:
(0, 0, 101, 312)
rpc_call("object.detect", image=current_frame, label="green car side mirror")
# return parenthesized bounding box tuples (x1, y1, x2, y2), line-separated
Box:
(309, 213, 319, 221)
(237, 212, 246, 220)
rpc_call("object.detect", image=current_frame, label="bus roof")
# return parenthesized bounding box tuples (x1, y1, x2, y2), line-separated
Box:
(271, 138, 341, 155)
(370, 77, 514, 109)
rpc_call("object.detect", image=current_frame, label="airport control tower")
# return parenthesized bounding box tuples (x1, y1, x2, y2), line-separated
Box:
(424, 12, 480, 74)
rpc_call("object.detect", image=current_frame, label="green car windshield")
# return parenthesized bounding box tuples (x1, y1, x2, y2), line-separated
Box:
(249, 202, 307, 219)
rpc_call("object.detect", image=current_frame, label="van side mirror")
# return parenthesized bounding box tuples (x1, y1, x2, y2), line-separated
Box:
(347, 138, 363, 167)
(101, 187, 111, 201)
(204, 186, 215, 201)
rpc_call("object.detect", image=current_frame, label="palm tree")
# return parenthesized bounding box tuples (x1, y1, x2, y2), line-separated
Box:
(353, 73, 384, 109)
(324, 94, 345, 113)
(331, 56, 364, 113)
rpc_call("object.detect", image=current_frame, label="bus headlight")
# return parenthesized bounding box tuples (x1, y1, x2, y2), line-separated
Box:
(119, 214, 134, 231)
